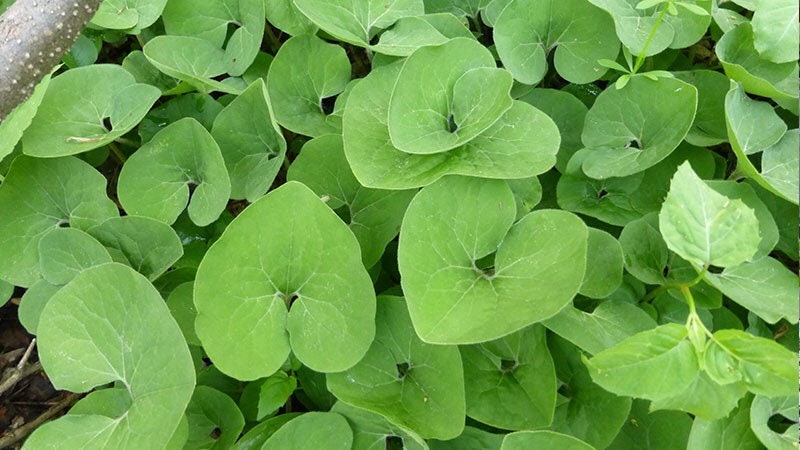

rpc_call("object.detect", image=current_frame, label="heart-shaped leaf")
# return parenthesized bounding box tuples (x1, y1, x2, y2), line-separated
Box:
(22, 65, 160, 158)
(398, 176, 588, 344)
(194, 181, 376, 379)
(327, 296, 465, 439)
(26, 263, 195, 449)
(494, 0, 619, 85)
(118, 117, 231, 226)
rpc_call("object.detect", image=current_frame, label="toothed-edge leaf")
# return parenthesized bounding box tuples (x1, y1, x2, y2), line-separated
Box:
(117, 117, 231, 227)
(261, 412, 353, 450)
(194, 181, 376, 379)
(583, 323, 699, 401)
(494, 0, 619, 85)
(25, 263, 195, 450)
(398, 176, 587, 344)
(0, 155, 118, 287)
(327, 296, 466, 440)
(659, 162, 760, 268)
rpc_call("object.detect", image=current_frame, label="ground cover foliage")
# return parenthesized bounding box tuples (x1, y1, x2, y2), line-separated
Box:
(0, 0, 797, 448)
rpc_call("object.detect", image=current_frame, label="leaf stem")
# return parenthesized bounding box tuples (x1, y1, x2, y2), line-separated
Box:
(114, 136, 139, 147)
(632, 1, 671, 74)
(108, 141, 128, 164)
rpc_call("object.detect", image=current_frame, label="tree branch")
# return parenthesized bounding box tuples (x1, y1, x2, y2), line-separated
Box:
(0, 0, 103, 121)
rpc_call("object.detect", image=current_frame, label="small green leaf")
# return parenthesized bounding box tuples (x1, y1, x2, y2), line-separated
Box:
(501, 431, 595, 450)
(166, 282, 200, 346)
(232, 413, 301, 450)
(399, 176, 588, 344)
(240, 372, 297, 421)
(22, 65, 160, 158)
(750, 395, 799, 450)
(495, 0, 620, 85)
(261, 412, 353, 450)
(143, 36, 242, 95)
(331, 402, 429, 450)
(37, 228, 112, 286)
(598, 59, 631, 73)
(579, 229, 624, 299)
(26, 263, 195, 449)
(184, 386, 245, 450)
(583, 323, 699, 401)
(673, 70, 731, 147)
(265, 0, 318, 35)
(659, 162, 760, 268)
(92, 0, 167, 32)
(118, 118, 231, 226)
(675, 1, 710, 15)
(194, 181, 376, 379)
(327, 296, 466, 439)
(760, 129, 799, 204)
(704, 329, 798, 397)
(370, 13, 472, 57)
(266, 35, 350, 137)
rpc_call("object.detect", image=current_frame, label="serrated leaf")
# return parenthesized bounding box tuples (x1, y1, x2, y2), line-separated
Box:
(327, 296, 465, 439)
(399, 176, 587, 344)
(25, 263, 195, 449)
(494, 0, 619, 85)
(194, 181, 376, 379)
(659, 162, 760, 268)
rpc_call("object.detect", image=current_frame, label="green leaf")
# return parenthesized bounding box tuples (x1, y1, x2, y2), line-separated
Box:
(143, 36, 242, 95)
(293, 0, 424, 46)
(544, 301, 657, 355)
(706, 180, 779, 260)
(121, 50, 181, 94)
(494, 0, 620, 85)
(369, 13, 472, 57)
(579, 229, 624, 299)
(501, 431, 595, 450)
(0, 279, 12, 308)
(138, 93, 223, 144)
(716, 23, 799, 99)
(760, 129, 799, 204)
(0, 156, 118, 287)
(261, 412, 353, 450)
(549, 336, 632, 449)
(586, 0, 673, 55)
(0, 68, 53, 164)
(18, 280, 60, 334)
(580, 76, 697, 179)
(659, 162, 760, 268)
(26, 263, 195, 449)
(704, 329, 798, 397)
(211, 79, 286, 202)
(266, 35, 350, 137)
(37, 228, 112, 286)
(162, 0, 265, 76)
(185, 386, 245, 450)
(287, 134, 415, 268)
(92, 0, 168, 33)
(166, 282, 200, 346)
(388, 38, 513, 155)
(750, 395, 799, 450)
(461, 325, 556, 430)
(118, 118, 231, 227)
(265, 0, 318, 35)
(343, 62, 560, 189)
(687, 396, 763, 450)
(650, 371, 747, 420)
(750, 0, 799, 64)
(240, 372, 296, 421)
(327, 296, 465, 439)
(22, 65, 160, 157)
(583, 323, 699, 401)
(424, 0, 489, 18)
(619, 213, 669, 284)
(673, 70, 730, 147)
(399, 176, 587, 344)
(232, 413, 301, 450)
(331, 400, 429, 450)
(87, 216, 184, 281)
(607, 399, 692, 449)
(428, 427, 503, 450)
(194, 181, 376, 379)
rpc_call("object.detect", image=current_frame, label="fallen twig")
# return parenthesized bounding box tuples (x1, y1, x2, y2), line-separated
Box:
(0, 392, 79, 448)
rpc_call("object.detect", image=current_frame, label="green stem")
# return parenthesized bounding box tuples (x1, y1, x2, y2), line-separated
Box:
(108, 141, 127, 164)
(632, 1, 671, 74)
(114, 137, 139, 147)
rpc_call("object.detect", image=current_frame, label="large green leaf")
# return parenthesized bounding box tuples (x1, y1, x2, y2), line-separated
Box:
(91, 0, 168, 33)
(265, 0, 318, 35)
(399, 176, 587, 344)
(388, 38, 512, 154)
(211, 79, 286, 202)
(750, 395, 799, 450)
(549, 336, 631, 449)
(287, 134, 415, 268)
(22, 65, 159, 157)
(162, 0, 265, 76)
(580, 76, 697, 179)
(343, 62, 559, 189)
(501, 431, 595, 450)
(87, 216, 184, 281)
(26, 263, 195, 449)
(686, 396, 763, 450)
(659, 162, 760, 268)
(650, 371, 747, 420)
(0, 156, 118, 287)
(760, 129, 800, 204)
(331, 402, 429, 450)
(118, 118, 231, 226)
(750, 0, 799, 64)
(369, 13, 473, 57)
(184, 386, 245, 450)
(704, 329, 798, 397)
(716, 23, 799, 99)
(194, 181, 375, 379)
(261, 412, 353, 450)
(494, 0, 619, 85)
(293, 0, 424, 46)
(583, 323, 699, 401)
(618, 213, 669, 284)
(143, 36, 242, 95)
(544, 301, 657, 356)
(461, 325, 555, 430)
(266, 35, 350, 137)
(327, 296, 465, 439)
(37, 228, 112, 286)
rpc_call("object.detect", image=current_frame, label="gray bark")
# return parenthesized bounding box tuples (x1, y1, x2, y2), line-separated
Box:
(0, 0, 102, 121)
